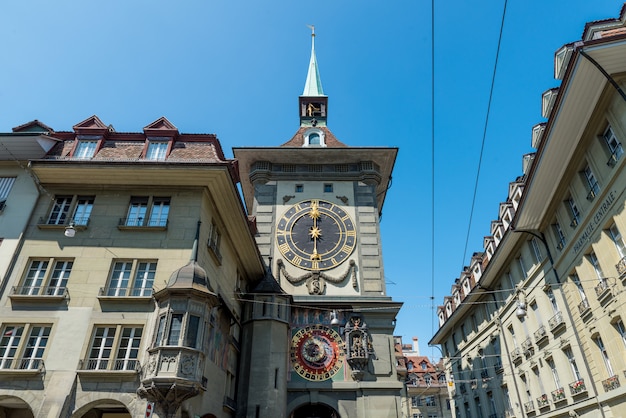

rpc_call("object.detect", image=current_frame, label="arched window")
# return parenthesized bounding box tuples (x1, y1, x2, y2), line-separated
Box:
(309, 133, 320, 145)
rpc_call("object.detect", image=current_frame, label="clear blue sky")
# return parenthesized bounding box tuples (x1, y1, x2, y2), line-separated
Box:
(1, 1, 623, 357)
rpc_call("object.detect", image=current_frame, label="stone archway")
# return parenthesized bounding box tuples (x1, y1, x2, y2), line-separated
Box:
(290, 403, 339, 418)
(0, 396, 35, 418)
(72, 399, 131, 418)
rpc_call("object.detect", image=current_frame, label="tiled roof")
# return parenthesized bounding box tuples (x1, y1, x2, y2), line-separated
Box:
(280, 126, 347, 147)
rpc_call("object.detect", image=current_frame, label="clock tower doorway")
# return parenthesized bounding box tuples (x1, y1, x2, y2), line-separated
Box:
(291, 403, 339, 418)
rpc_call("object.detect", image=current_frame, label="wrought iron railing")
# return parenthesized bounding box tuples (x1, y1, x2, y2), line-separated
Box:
(551, 387, 566, 402)
(602, 375, 620, 392)
(569, 378, 586, 395)
(548, 311, 564, 331)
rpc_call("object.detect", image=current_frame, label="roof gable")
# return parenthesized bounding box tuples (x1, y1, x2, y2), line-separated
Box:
(143, 117, 179, 137)
(73, 115, 110, 135)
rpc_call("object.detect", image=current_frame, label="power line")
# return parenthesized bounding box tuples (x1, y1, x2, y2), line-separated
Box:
(460, 0, 509, 270)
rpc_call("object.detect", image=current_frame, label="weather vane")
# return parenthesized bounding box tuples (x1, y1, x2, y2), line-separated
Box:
(307, 24, 315, 37)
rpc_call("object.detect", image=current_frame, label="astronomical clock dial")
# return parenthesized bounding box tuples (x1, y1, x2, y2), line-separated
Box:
(290, 324, 345, 381)
(276, 199, 356, 271)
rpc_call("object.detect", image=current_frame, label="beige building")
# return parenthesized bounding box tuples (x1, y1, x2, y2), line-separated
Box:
(0, 116, 265, 418)
(430, 4, 626, 418)
(394, 337, 452, 418)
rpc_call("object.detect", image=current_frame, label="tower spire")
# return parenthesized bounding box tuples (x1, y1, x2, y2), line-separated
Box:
(303, 25, 324, 97)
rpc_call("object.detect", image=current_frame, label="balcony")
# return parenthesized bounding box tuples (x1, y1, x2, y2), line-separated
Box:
(536, 394, 550, 409)
(602, 375, 620, 392)
(9, 286, 69, 302)
(78, 358, 140, 374)
(470, 379, 477, 389)
(578, 298, 591, 316)
(548, 311, 565, 333)
(511, 347, 522, 362)
(118, 217, 168, 231)
(534, 325, 548, 344)
(98, 286, 153, 302)
(551, 387, 566, 402)
(504, 409, 515, 418)
(594, 278, 611, 300)
(607, 144, 624, 167)
(523, 400, 535, 413)
(616, 256, 626, 279)
(521, 337, 533, 355)
(0, 358, 45, 376)
(569, 378, 587, 396)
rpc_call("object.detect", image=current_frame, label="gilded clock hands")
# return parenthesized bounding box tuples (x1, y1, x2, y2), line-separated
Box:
(308, 201, 322, 260)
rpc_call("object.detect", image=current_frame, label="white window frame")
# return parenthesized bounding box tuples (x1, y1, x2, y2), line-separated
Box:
(105, 260, 156, 297)
(563, 347, 581, 380)
(125, 196, 170, 227)
(588, 251, 604, 280)
(603, 125, 623, 164)
(530, 238, 543, 263)
(594, 336, 614, 377)
(0, 324, 51, 370)
(20, 258, 72, 296)
(608, 223, 626, 258)
(567, 197, 580, 227)
(74, 139, 98, 159)
(583, 165, 600, 200)
(145, 140, 169, 161)
(85, 325, 143, 371)
(553, 222, 566, 250)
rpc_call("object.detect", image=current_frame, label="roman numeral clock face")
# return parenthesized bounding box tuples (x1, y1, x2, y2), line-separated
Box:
(276, 199, 356, 271)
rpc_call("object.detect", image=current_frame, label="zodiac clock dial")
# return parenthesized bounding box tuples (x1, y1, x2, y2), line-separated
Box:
(290, 324, 345, 381)
(276, 199, 356, 271)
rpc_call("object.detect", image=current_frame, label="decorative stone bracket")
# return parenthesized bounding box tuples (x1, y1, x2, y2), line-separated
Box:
(277, 259, 357, 295)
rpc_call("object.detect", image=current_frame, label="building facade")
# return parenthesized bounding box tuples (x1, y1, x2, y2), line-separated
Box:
(430, 4, 626, 418)
(394, 337, 452, 418)
(0, 116, 266, 418)
(234, 30, 403, 418)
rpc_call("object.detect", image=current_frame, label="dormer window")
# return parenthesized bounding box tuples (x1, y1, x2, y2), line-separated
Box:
(73, 136, 100, 159)
(303, 128, 326, 147)
(145, 139, 170, 161)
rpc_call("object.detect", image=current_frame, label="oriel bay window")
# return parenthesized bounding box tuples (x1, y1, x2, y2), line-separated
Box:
(82, 325, 143, 371)
(102, 260, 156, 297)
(0, 324, 51, 371)
(13, 258, 72, 297)
(123, 196, 170, 227)
(153, 308, 205, 349)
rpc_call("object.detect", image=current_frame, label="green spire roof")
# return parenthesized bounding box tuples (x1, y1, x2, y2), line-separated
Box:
(302, 26, 325, 97)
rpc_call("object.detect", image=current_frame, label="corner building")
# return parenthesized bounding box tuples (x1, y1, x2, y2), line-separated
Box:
(431, 4, 626, 418)
(234, 31, 403, 418)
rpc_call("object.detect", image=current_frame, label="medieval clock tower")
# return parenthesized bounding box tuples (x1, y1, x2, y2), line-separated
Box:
(234, 29, 403, 418)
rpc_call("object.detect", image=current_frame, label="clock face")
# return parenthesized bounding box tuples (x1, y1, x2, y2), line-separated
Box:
(276, 199, 356, 271)
(290, 324, 345, 381)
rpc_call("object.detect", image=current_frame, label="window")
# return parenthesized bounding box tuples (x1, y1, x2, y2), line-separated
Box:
(517, 256, 528, 279)
(0, 177, 16, 210)
(46, 195, 94, 226)
(295, 184, 303, 193)
(588, 251, 604, 280)
(425, 396, 436, 406)
(424, 374, 432, 385)
(582, 165, 600, 200)
(411, 396, 419, 408)
(546, 288, 559, 314)
(563, 347, 581, 380)
(73, 197, 94, 226)
(603, 125, 623, 165)
(208, 221, 222, 262)
(594, 336, 614, 377)
(614, 320, 626, 349)
(547, 358, 560, 388)
(84, 325, 142, 371)
(309, 133, 320, 145)
(608, 224, 626, 258)
(17, 258, 72, 296)
(421, 361, 428, 370)
(104, 260, 156, 297)
(47, 196, 72, 225)
(124, 196, 170, 227)
(567, 197, 580, 227)
(407, 361, 414, 371)
(323, 183, 333, 193)
(154, 311, 203, 349)
(74, 139, 98, 159)
(145, 140, 169, 161)
(530, 238, 543, 263)
(0, 324, 51, 370)
(553, 222, 566, 250)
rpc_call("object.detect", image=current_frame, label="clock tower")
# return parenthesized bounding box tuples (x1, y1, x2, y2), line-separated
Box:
(234, 28, 403, 418)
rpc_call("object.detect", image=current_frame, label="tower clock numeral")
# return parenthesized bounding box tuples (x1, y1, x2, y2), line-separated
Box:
(279, 243, 291, 254)
(346, 230, 356, 237)
(311, 260, 319, 270)
(341, 244, 352, 254)
(292, 255, 303, 266)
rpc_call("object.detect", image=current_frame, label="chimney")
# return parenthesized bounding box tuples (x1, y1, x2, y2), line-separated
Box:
(412, 337, 420, 356)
